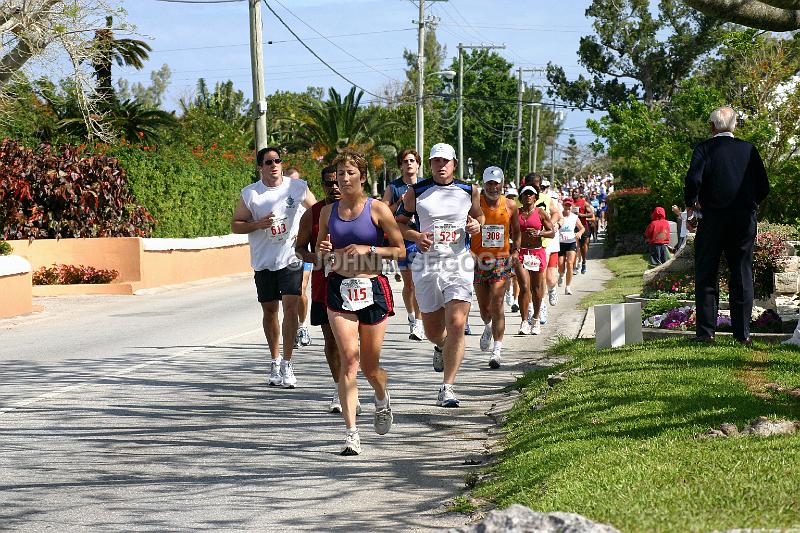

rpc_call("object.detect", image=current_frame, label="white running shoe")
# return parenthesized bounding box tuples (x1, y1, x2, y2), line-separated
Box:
(437, 384, 460, 407)
(432, 345, 444, 372)
(341, 431, 362, 456)
(530, 321, 541, 335)
(489, 350, 502, 369)
(539, 304, 548, 325)
(518, 321, 531, 335)
(329, 388, 342, 413)
(356, 401, 363, 416)
(527, 305, 534, 325)
(298, 326, 311, 347)
(268, 358, 282, 386)
(548, 287, 558, 306)
(558, 275, 564, 287)
(280, 360, 297, 388)
(565, 286, 573, 295)
(504, 291, 514, 308)
(573, 264, 579, 276)
(410, 320, 424, 341)
(374, 392, 393, 435)
(479, 324, 493, 351)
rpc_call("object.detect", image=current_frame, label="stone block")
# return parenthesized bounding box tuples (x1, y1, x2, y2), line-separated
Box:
(448, 505, 622, 533)
(774, 272, 799, 295)
(786, 241, 800, 256)
(782, 256, 800, 273)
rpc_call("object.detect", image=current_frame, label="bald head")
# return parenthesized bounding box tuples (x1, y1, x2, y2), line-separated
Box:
(710, 107, 736, 133)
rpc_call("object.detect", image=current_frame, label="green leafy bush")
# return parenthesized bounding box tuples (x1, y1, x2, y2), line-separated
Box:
(605, 187, 656, 254)
(642, 296, 682, 317)
(109, 143, 254, 238)
(0, 240, 12, 255)
(33, 264, 119, 285)
(0, 139, 154, 239)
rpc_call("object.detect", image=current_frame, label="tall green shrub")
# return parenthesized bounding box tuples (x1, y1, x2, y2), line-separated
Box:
(110, 143, 253, 238)
(605, 187, 658, 255)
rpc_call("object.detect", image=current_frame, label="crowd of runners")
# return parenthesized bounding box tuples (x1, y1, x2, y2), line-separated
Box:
(232, 143, 604, 455)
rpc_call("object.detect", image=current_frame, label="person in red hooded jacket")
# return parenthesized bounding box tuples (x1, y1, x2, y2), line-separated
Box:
(644, 206, 670, 266)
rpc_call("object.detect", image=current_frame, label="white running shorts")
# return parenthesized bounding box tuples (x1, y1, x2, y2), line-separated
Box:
(412, 253, 474, 313)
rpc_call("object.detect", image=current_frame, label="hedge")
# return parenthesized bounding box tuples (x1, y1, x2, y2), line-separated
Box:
(605, 187, 660, 255)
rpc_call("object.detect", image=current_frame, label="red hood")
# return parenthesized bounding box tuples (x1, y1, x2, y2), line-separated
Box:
(651, 206, 666, 221)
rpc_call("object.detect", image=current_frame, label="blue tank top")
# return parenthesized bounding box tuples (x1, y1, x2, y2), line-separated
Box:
(329, 198, 384, 249)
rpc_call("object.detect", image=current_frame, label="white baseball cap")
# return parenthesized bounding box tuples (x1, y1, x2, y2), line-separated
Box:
(482, 166, 504, 183)
(541, 179, 551, 188)
(429, 143, 457, 160)
(519, 185, 537, 196)
(505, 186, 518, 197)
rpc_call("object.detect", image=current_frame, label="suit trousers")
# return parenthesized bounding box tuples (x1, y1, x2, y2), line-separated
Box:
(694, 209, 757, 341)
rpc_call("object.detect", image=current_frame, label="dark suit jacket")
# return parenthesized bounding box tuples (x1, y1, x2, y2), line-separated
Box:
(684, 135, 769, 211)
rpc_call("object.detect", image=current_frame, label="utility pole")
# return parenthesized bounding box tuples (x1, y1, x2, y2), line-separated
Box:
(530, 103, 540, 172)
(248, 0, 268, 161)
(457, 42, 505, 180)
(415, 0, 447, 171)
(515, 68, 524, 188)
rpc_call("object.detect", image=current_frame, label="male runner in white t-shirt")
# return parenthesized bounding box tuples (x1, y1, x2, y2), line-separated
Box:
(232, 147, 316, 388)
(395, 143, 483, 407)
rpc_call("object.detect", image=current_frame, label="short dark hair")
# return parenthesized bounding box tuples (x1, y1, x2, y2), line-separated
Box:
(321, 165, 336, 178)
(285, 166, 300, 177)
(397, 149, 421, 168)
(256, 146, 282, 166)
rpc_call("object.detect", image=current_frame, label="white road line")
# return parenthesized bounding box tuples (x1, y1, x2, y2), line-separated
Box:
(0, 328, 262, 416)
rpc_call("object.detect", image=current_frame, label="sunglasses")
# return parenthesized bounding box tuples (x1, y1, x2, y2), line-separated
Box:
(261, 158, 282, 166)
(322, 180, 339, 187)
(402, 158, 418, 164)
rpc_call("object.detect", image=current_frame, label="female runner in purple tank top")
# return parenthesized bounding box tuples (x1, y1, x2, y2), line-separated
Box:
(316, 151, 405, 456)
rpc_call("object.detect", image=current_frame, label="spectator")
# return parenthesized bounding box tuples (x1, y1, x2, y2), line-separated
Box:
(644, 206, 670, 266)
(671, 204, 688, 252)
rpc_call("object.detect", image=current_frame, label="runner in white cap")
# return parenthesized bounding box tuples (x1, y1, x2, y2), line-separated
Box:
(396, 142, 483, 407)
(470, 166, 520, 369)
(503, 185, 520, 313)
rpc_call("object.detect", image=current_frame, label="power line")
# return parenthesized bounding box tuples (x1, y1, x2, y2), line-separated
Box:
(261, 0, 403, 103)
(153, 0, 244, 3)
(270, 0, 396, 81)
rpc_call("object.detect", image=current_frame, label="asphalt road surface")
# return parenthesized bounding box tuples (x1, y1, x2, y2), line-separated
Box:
(0, 260, 610, 532)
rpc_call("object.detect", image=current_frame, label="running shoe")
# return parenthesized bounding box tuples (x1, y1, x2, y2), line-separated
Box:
(530, 321, 541, 335)
(374, 392, 393, 435)
(518, 321, 531, 335)
(464, 323, 472, 335)
(510, 303, 519, 313)
(539, 303, 548, 325)
(437, 384, 460, 407)
(488, 350, 502, 369)
(581, 263, 587, 275)
(329, 388, 342, 413)
(280, 360, 297, 388)
(573, 264, 579, 276)
(548, 287, 558, 306)
(565, 286, 573, 295)
(293, 333, 301, 349)
(356, 401, 363, 415)
(269, 358, 282, 386)
(432, 345, 444, 372)
(298, 326, 311, 347)
(410, 320, 424, 341)
(527, 305, 534, 325)
(557, 275, 564, 287)
(341, 431, 362, 456)
(479, 323, 493, 351)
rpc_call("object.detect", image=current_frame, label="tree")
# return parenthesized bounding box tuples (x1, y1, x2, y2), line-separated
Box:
(684, 0, 800, 31)
(91, 15, 151, 101)
(117, 64, 171, 109)
(546, 0, 724, 110)
(1, 1, 129, 139)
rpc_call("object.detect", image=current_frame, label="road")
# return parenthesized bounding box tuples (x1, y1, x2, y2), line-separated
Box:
(0, 259, 610, 532)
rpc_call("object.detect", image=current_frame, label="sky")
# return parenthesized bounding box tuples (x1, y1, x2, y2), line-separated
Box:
(116, 0, 601, 146)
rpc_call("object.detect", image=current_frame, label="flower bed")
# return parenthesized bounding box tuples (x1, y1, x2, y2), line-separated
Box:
(33, 264, 119, 285)
(643, 305, 782, 333)
(641, 272, 730, 301)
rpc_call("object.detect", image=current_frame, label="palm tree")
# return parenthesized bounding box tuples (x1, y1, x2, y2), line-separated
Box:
(294, 87, 397, 195)
(92, 16, 152, 101)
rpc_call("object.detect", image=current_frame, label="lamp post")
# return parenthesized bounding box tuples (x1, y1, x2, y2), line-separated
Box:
(529, 102, 541, 173)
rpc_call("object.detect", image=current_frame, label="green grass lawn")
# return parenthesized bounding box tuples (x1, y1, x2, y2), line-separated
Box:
(579, 254, 650, 310)
(477, 337, 800, 533)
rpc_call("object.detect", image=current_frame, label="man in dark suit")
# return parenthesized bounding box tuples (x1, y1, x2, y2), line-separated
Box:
(684, 106, 770, 344)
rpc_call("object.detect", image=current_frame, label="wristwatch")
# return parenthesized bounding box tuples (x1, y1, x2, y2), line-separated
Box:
(369, 245, 377, 254)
